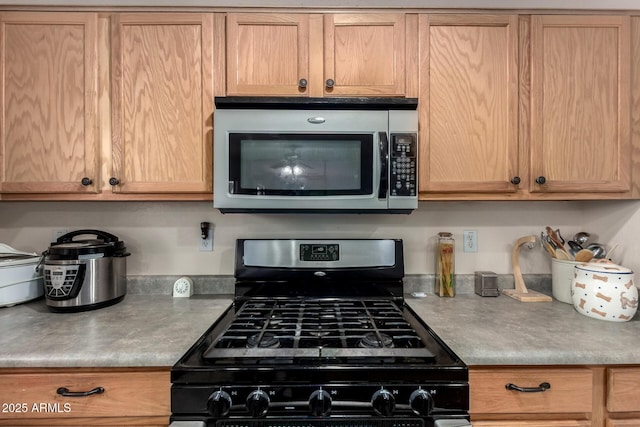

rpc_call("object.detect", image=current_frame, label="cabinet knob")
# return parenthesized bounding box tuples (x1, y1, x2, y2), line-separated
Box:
(510, 176, 521, 185)
(325, 78, 335, 88)
(109, 177, 120, 186)
(298, 78, 308, 88)
(535, 176, 547, 185)
(80, 177, 93, 186)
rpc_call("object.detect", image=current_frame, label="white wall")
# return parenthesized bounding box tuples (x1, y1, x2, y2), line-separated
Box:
(3, 200, 629, 276)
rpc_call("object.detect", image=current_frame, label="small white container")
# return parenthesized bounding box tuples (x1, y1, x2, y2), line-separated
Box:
(0, 256, 44, 307)
(551, 258, 581, 304)
(571, 261, 637, 322)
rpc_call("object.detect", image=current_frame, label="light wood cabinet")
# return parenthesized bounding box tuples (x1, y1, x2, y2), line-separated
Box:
(0, 11, 215, 200)
(419, 14, 635, 201)
(470, 367, 594, 425)
(418, 14, 519, 195)
(0, 12, 99, 195)
(529, 15, 631, 195)
(606, 367, 640, 426)
(606, 421, 640, 427)
(111, 13, 214, 194)
(474, 422, 591, 427)
(224, 12, 415, 97)
(0, 368, 169, 426)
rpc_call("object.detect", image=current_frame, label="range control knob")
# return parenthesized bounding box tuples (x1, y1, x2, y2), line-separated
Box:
(409, 389, 434, 416)
(207, 390, 232, 417)
(246, 389, 270, 418)
(309, 388, 332, 416)
(371, 388, 395, 416)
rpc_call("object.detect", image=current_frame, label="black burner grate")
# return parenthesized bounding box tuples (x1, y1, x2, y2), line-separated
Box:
(202, 300, 434, 362)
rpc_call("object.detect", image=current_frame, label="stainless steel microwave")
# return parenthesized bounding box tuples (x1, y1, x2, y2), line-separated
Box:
(213, 97, 418, 213)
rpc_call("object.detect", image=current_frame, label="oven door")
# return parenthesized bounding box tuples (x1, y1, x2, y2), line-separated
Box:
(214, 109, 391, 213)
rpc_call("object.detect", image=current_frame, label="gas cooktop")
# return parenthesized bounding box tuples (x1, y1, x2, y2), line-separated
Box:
(203, 299, 434, 362)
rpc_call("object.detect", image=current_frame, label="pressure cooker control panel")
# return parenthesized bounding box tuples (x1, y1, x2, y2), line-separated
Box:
(390, 133, 417, 197)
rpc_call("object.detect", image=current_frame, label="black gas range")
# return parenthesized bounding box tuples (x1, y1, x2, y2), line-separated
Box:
(170, 239, 470, 427)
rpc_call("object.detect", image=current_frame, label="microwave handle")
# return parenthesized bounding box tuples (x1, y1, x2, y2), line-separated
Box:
(378, 132, 389, 199)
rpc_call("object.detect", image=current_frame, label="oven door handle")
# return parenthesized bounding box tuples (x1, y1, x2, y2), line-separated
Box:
(378, 131, 389, 199)
(169, 422, 206, 427)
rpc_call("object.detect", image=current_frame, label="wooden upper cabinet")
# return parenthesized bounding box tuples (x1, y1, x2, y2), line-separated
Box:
(226, 13, 309, 96)
(0, 12, 99, 194)
(419, 14, 519, 195)
(111, 13, 213, 194)
(530, 15, 631, 194)
(225, 12, 412, 97)
(324, 14, 406, 96)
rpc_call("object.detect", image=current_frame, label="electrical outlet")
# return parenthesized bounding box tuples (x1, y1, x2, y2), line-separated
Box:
(199, 225, 213, 252)
(463, 230, 477, 253)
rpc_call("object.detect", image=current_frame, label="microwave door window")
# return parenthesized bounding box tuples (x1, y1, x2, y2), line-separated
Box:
(229, 134, 373, 196)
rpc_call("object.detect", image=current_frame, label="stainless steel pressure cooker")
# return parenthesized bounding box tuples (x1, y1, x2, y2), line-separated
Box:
(43, 230, 130, 312)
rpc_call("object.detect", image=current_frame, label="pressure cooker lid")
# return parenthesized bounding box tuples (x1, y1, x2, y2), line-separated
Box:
(47, 229, 127, 258)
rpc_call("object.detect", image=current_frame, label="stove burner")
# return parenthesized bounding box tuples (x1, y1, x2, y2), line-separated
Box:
(360, 332, 394, 349)
(247, 333, 280, 349)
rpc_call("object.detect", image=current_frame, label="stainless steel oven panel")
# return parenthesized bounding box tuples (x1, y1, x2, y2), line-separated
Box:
(242, 239, 396, 268)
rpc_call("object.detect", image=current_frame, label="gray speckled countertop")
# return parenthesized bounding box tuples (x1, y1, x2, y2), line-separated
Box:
(406, 294, 640, 366)
(1, 292, 639, 368)
(0, 295, 233, 368)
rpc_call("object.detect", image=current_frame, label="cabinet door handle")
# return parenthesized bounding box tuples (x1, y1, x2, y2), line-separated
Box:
(535, 176, 547, 185)
(56, 386, 105, 397)
(81, 177, 93, 186)
(298, 78, 308, 88)
(505, 382, 550, 393)
(510, 176, 521, 185)
(325, 78, 335, 88)
(109, 177, 120, 186)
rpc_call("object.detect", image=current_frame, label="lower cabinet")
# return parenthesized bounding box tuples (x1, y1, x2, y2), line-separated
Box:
(470, 367, 594, 426)
(0, 368, 170, 426)
(471, 366, 640, 427)
(606, 367, 640, 426)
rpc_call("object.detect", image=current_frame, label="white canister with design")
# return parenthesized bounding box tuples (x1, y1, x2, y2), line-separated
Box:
(571, 261, 638, 322)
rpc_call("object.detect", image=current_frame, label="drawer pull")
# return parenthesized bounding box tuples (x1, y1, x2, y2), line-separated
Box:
(56, 386, 105, 397)
(505, 382, 551, 393)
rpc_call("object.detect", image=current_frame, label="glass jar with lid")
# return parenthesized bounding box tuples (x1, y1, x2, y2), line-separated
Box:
(435, 232, 455, 297)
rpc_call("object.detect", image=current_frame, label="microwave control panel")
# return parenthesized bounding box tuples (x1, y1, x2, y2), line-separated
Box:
(390, 133, 417, 197)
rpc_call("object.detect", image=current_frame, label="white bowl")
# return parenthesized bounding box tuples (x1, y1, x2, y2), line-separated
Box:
(571, 261, 637, 322)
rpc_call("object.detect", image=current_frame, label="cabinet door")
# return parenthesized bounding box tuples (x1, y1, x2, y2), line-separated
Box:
(324, 14, 406, 96)
(226, 13, 310, 96)
(607, 367, 640, 412)
(0, 12, 99, 194)
(0, 369, 169, 425)
(418, 15, 519, 194)
(470, 367, 593, 415)
(111, 13, 213, 194)
(530, 15, 630, 193)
